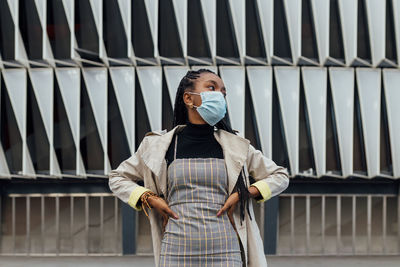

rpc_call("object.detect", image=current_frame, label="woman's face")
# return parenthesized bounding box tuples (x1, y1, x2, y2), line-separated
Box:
(183, 72, 227, 109)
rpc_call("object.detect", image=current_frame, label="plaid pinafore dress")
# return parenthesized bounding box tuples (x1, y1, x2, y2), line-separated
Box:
(159, 134, 243, 267)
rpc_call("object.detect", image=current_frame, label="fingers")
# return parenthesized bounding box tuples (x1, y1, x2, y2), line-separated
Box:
(216, 203, 228, 217)
(164, 207, 179, 219)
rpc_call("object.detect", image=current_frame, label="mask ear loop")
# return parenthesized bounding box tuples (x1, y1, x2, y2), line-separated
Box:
(186, 92, 201, 109)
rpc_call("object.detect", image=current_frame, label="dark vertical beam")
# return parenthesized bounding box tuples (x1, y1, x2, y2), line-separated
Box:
(121, 201, 137, 255)
(264, 196, 279, 255)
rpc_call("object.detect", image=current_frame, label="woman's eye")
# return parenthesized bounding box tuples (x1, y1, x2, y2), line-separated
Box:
(208, 85, 215, 90)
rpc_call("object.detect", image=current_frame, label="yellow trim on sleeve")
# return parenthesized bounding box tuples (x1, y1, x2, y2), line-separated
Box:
(128, 186, 152, 211)
(250, 180, 272, 203)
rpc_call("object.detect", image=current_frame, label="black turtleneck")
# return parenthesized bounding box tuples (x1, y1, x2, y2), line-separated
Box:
(165, 121, 224, 167)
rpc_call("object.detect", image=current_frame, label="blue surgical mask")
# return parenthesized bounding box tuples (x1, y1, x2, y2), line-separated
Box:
(188, 91, 227, 126)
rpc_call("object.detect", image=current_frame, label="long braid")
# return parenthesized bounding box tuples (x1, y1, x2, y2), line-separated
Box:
(173, 69, 252, 225)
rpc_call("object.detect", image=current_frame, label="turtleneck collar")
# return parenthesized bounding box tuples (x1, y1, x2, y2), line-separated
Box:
(182, 121, 214, 137)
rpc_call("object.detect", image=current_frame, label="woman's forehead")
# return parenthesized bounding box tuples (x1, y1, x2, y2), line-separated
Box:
(197, 72, 224, 86)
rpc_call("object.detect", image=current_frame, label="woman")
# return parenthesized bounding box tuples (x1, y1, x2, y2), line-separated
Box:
(108, 69, 290, 267)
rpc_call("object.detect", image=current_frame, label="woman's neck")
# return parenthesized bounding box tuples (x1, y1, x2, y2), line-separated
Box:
(183, 120, 214, 137)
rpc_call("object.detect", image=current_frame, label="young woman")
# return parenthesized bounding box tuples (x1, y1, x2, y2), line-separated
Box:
(109, 69, 290, 267)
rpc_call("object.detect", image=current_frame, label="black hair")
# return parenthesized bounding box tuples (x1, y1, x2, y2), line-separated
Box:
(172, 68, 252, 225)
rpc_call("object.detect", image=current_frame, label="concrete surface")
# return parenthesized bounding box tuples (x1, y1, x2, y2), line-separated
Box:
(0, 255, 400, 267)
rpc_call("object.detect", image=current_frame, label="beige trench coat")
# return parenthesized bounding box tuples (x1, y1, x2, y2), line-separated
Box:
(108, 124, 290, 267)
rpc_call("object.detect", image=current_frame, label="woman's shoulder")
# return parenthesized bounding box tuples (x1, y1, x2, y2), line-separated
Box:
(144, 129, 168, 137)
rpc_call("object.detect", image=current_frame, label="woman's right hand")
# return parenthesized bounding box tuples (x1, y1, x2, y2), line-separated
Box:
(147, 195, 179, 232)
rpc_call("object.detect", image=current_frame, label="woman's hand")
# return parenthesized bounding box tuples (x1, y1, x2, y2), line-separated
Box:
(147, 195, 179, 233)
(216, 191, 239, 230)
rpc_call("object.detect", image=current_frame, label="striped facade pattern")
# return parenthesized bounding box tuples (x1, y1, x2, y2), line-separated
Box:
(0, 0, 399, 181)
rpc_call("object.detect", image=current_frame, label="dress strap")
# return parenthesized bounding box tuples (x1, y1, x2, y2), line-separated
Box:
(173, 134, 178, 160)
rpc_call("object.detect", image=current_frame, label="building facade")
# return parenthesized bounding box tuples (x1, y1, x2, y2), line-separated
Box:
(0, 0, 399, 256)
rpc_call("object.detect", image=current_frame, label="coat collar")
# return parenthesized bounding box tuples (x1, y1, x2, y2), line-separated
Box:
(140, 124, 250, 195)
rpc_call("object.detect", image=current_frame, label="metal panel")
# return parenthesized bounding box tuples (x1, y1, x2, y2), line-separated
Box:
(29, 68, 61, 177)
(256, 0, 273, 62)
(0, 71, 11, 178)
(365, 0, 386, 66)
(219, 66, 245, 136)
(338, 0, 357, 66)
(356, 68, 381, 178)
(302, 67, 327, 177)
(144, 0, 159, 58)
(88, 0, 107, 62)
(310, 0, 329, 63)
(382, 69, 400, 178)
(117, 0, 133, 58)
(62, 0, 75, 59)
(200, 0, 216, 60)
(172, 0, 187, 58)
(2, 69, 36, 177)
(55, 68, 86, 177)
(136, 66, 163, 131)
(109, 67, 136, 153)
(394, 0, 400, 65)
(329, 67, 354, 177)
(228, 0, 245, 61)
(163, 66, 190, 106)
(284, 0, 301, 63)
(274, 67, 300, 176)
(81, 68, 111, 175)
(246, 66, 273, 158)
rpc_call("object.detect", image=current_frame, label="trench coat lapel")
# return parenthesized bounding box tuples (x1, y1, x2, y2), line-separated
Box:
(140, 124, 251, 197)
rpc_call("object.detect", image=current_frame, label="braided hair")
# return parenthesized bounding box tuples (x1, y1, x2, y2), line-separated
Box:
(172, 68, 252, 225)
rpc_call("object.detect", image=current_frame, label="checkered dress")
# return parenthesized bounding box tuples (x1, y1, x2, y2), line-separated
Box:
(159, 135, 243, 267)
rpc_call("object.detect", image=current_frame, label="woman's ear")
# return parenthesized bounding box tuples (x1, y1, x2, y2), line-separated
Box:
(183, 92, 194, 109)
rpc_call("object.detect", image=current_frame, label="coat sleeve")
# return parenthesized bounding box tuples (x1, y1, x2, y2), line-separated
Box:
(108, 137, 153, 211)
(246, 144, 290, 203)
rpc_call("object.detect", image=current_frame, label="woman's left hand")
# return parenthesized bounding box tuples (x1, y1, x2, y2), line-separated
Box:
(217, 191, 240, 229)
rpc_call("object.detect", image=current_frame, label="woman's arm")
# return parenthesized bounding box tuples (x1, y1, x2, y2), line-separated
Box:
(108, 137, 153, 211)
(246, 144, 290, 203)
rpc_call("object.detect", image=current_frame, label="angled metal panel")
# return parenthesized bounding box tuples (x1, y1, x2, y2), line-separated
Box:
(310, 0, 329, 63)
(228, 0, 245, 61)
(274, 67, 300, 176)
(302, 67, 328, 177)
(329, 67, 354, 177)
(117, 0, 134, 58)
(6, 0, 18, 60)
(55, 68, 86, 177)
(356, 68, 381, 178)
(2, 69, 36, 177)
(283, 0, 301, 63)
(109, 67, 136, 154)
(256, 0, 273, 62)
(144, 0, 159, 58)
(29, 68, 61, 177)
(219, 66, 245, 136)
(0, 72, 11, 178)
(61, 0, 75, 59)
(172, 0, 187, 57)
(365, 0, 386, 66)
(246, 66, 273, 158)
(7, 0, 28, 65)
(136, 66, 162, 131)
(82, 68, 111, 175)
(200, 0, 216, 60)
(338, 0, 357, 66)
(163, 66, 190, 106)
(34, 0, 54, 62)
(88, 0, 107, 60)
(382, 69, 400, 178)
(392, 0, 400, 64)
